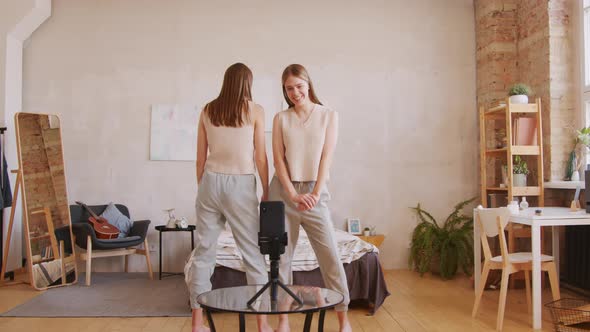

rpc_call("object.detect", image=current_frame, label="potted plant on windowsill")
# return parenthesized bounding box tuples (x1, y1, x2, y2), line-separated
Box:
(408, 197, 476, 280)
(513, 155, 529, 187)
(508, 83, 531, 104)
(574, 127, 590, 181)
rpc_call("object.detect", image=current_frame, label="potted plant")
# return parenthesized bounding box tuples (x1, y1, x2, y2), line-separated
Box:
(363, 227, 371, 236)
(408, 197, 476, 279)
(574, 127, 590, 180)
(513, 155, 529, 187)
(508, 83, 531, 104)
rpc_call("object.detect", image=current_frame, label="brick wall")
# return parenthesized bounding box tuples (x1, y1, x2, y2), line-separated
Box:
(475, 0, 518, 108)
(547, 0, 576, 181)
(476, 0, 575, 182)
(517, 0, 551, 178)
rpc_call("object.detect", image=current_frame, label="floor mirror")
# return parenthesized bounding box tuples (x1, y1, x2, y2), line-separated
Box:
(15, 112, 77, 290)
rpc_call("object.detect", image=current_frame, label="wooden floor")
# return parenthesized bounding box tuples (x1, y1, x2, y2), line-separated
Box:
(0, 270, 562, 331)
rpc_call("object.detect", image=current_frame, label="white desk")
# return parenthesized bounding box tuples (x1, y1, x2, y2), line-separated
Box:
(473, 207, 590, 330)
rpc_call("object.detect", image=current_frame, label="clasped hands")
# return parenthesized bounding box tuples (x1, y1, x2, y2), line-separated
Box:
(290, 192, 320, 211)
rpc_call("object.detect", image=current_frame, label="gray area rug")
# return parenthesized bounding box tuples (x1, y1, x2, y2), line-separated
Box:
(1, 273, 191, 317)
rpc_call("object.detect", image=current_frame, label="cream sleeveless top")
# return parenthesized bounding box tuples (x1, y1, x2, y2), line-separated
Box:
(278, 104, 335, 181)
(203, 102, 256, 175)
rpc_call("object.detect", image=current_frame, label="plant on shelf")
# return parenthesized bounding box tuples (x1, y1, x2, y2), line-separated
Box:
(575, 127, 590, 178)
(508, 83, 531, 104)
(513, 155, 529, 187)
(494, 128, 507, 148)
(408, 197, 476, 280)
(564, 125, 590, 180)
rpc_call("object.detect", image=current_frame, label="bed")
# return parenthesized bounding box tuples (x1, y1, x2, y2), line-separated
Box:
(209, 229, 390, 314)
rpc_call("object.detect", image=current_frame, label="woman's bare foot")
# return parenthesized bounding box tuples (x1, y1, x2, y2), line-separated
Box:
(277, 314, 290, 332)
(257, 315, 274, 332)
(340, 321, 352, 332)
(337, 311, 352, 332)
(192, 308, 211, 332)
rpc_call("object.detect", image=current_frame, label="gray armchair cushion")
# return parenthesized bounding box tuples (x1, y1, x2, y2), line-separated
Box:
(99, 203, 132, 238)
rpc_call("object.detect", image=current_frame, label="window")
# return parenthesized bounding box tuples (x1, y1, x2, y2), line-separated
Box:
(582, 1, 590, 124)
(580, 1, 590, 164)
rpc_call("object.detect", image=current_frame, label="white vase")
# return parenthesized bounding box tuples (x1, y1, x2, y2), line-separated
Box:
(509, 95, 529, 104)
(572, 170, 580, 181)
(513, 174, 527, 187)
(507, 200, 520, 215)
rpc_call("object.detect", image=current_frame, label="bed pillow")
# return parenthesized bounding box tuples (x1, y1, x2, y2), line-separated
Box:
(99, 203, 132, 238)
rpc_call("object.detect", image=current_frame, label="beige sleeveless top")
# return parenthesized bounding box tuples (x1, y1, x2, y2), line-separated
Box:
(203, 102, 256, 175)
(278, 104, 335, 181)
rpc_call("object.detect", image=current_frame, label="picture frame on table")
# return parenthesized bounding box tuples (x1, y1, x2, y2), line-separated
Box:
(347, 218, 362, 235)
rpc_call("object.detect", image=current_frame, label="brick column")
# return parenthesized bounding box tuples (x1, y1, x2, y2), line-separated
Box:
(475, 1, 518, 108)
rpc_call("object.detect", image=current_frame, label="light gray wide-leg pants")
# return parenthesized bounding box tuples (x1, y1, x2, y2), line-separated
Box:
(268, 176, 350, 312)
(185, 170, 268, 309)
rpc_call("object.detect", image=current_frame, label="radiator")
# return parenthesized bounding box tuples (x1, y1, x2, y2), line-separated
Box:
(564, 225, 590, 292)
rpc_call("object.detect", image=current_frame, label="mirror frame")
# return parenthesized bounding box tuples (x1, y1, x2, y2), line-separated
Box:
(15, 112, 78, 289)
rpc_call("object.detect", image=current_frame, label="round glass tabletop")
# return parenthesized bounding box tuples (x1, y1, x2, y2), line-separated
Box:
(197, 285, 344, 314)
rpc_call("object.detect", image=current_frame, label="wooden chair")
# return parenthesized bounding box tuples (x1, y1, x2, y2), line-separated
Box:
(507, 222, 546, 289)
(472, 206, 560, 330)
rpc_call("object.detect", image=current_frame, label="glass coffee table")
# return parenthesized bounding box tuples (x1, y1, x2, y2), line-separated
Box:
(197, 285, 344, 332)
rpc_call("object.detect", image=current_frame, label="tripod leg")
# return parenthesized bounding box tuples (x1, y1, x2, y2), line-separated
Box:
(303, 312, 314, 332)
(277, 281, 303, 305)
(247, 282, 272, 306)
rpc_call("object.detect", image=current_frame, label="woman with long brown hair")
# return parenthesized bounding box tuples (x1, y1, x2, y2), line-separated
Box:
(185, 63, 272, 332)
(269, 64, 351, 332)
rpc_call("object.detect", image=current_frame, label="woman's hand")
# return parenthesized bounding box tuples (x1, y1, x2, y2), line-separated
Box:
(292, 193, 319, 211)
(291, 193, 314, 211)
(261, 190, 268, 202)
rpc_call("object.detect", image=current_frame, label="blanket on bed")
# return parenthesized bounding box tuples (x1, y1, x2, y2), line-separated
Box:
(215, 228, 378, 271)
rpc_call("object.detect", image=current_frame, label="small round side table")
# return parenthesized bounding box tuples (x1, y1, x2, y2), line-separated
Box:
(154, 225, 196, 280)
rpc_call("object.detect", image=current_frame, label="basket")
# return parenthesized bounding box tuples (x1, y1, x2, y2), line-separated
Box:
(546, 298, 590, 332)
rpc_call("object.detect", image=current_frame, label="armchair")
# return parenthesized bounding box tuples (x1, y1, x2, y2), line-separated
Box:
(70, 204, 153, 285)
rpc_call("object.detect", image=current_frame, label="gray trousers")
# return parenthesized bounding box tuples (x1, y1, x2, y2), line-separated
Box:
(268, 177, 350, 312)
(185, 170, 268, 309)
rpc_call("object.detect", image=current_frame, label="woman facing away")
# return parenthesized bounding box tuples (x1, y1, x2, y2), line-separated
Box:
(184, 63, 272, 332)
(269, 64, 352, 332)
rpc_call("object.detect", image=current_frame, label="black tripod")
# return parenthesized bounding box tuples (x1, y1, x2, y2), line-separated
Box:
(247, 234, 302, 306)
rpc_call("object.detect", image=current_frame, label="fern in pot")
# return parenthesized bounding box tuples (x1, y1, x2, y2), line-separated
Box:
(513, 155, 529, 187)
(408, 197, 476, 279)
(508, 83, 531, 104)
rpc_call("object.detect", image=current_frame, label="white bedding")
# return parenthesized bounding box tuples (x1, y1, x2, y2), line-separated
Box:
(215, 229, 378, 272)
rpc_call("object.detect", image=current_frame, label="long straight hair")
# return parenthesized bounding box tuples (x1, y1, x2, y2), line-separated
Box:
(205, 63, 253, 127)
(281, 64, 322, 108)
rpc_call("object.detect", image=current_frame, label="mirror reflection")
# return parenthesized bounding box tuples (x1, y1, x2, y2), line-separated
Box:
(16, 113, 77, 289)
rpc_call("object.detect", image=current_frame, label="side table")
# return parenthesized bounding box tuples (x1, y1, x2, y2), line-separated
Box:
(356, 234, 385, 248)
(154, 225, 195, 280)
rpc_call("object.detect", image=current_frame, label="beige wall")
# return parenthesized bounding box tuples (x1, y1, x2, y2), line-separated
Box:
(2, 0, 477, 271)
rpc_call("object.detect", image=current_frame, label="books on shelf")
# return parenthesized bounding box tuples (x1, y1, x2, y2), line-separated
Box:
(41, 245, 53, 260)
